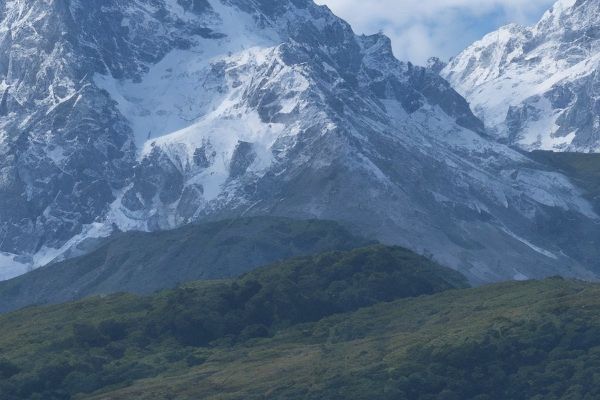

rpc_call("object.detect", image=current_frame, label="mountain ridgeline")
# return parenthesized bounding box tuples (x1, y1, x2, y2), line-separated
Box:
(1, 0, 600, 398)
(442, 0, 600, 152)
(0, 0, 599, 283)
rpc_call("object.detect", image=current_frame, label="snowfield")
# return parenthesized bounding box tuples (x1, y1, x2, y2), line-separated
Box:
(442, 0, 600, 152)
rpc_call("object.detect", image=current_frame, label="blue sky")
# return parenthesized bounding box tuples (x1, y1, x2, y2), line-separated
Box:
(316, 0, 558, 65)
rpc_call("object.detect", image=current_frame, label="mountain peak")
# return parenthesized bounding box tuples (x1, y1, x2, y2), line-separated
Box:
(442, 0, 600, 152)
(536, 0, 598, 33)
(1, 0, 600, 284)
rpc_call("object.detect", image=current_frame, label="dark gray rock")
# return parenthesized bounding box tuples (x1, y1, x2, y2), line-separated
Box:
(230, 142, 257, 179)
(426, 57, 447, 74)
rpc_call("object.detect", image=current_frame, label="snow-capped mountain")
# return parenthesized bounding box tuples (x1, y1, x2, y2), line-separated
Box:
(0, 0, 599, 282)
(442, 0, 600, 152)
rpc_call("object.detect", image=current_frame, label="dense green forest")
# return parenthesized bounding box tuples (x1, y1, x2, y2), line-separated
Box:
(2, 245, 600, 399)
(0, 245, 466, 399)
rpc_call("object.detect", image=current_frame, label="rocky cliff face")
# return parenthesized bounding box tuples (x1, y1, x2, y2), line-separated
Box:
(0, 0, 599, 282)
(442, 0, 600, 152)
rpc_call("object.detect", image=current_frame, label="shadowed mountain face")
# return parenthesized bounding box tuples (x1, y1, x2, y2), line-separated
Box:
(442, 0, 600, 152)
(0, 0, 599, 282)
(0, 217, 370, 313)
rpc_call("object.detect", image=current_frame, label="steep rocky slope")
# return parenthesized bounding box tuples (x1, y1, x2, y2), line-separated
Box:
(0, 217, 369, 313)
(0, 0, 599, 282)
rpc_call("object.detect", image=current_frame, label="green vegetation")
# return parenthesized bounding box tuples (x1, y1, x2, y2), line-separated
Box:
(86, 278, 600, 400)
(0, 217, 369, 313)
(4, 243, 600, 399)
(0, 245, 466, 399)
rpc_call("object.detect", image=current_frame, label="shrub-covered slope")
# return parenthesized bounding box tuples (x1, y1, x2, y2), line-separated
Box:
(0, 217, 369, 313)
(0, 245, 467, 399)
(3, 246, 600, 399)
(88, 278, 600, 400)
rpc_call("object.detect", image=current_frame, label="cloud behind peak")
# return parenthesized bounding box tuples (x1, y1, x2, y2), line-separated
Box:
(316, 0, 557, 64)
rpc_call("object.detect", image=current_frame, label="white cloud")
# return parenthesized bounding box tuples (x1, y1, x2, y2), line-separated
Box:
(315, 0, 557, 64)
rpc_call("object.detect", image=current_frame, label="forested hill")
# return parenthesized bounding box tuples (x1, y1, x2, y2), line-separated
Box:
(2, 245, 600, 399)
(0, 245, 467, 399)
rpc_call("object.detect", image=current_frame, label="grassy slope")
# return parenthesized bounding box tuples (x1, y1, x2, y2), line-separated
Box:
(0, 245, 467, 400)
(86, 278, 600, 400)
(4, 244, 600, 399)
